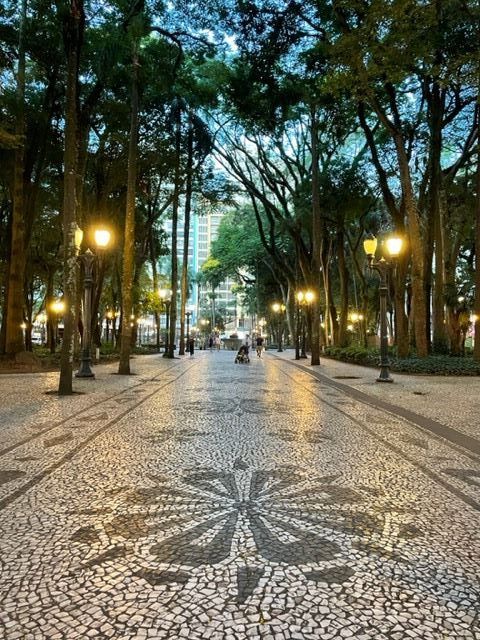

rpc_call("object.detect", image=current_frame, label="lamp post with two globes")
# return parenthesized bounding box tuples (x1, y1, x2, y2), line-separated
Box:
(271, 302, 286, 352)
(296, 290, 315, 359)
(363, 235, 403, 383)
(159, 288, 172, 355)
(49, 299, 65, 352)
(76, 228, 112, 378)
(185, 310, 192, 353)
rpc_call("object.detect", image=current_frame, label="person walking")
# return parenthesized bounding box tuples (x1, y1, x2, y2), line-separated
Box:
(209, 335, 213, 351)
(188, 336, 195, 357)
(244, 334, 251, 358)
(256, 335, 264, 357)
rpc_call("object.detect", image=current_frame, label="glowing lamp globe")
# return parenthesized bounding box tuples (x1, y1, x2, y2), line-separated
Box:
(94, 228, 111, 248)
(363, 236, 377, 256)
(386, 236, 403, 257)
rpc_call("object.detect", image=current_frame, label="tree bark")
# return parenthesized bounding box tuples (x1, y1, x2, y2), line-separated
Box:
(179, 117, 193, 356)
(5, 0, 27, 357)
(310, 106, 322, 365)
(394, 252, 410, 357)
(429, 83, 448, 352)
(474, 110, 480, 361)
(58, 0, 84, 395)
(337, 228, 349, 347)
(165, 101, 182, 358)
(118, 44, 139, 374)
(394, 136, 429, 357)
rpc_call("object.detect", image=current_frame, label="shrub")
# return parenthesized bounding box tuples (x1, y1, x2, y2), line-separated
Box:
(324, 346, 480, 376)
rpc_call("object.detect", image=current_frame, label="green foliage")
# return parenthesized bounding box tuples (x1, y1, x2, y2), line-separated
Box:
(325, 347, 480, 376)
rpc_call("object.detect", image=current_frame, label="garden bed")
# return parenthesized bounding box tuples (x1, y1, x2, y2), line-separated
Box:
(324, 346, 480, 376)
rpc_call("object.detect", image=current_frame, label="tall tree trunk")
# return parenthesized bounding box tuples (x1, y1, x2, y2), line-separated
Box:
(5, 0, 27, 357)
(337, 228, 349, 347)
(474, 110, 480, 361)
(179, 117, 193, 356)
(310, 106, 321, 365)
(429, 83, 447, 352)
(166, 101, 182, 358)
(58, 0, 84, 395)
(0, 210, 12, 353)
(394, 252, 410, 357)
(395, 137, 429, 357)
(149, 230, 160, 351)
(118, 44, 139, 374)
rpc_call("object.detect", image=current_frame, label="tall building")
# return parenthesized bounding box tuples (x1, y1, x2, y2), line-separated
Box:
(162, 209, 239, 332)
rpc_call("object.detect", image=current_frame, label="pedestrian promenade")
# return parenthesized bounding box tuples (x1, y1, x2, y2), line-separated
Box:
(0, 351, 479, 639)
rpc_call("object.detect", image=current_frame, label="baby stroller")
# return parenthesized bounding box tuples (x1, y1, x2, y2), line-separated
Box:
(234, 345, 250, 364)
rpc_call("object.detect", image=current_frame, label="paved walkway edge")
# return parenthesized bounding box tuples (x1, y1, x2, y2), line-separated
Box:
(271, 354, 480, 460)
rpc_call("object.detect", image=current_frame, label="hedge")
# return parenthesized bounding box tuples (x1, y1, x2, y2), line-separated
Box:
(323, 345, 480, 376)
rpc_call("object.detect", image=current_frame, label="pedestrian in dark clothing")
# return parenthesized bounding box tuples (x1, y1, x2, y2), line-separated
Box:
(189, 337, 195, 357)
(256, 335, 264, 357)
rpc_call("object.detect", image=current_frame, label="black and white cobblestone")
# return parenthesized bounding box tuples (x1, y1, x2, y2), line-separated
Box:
(0, 352, 479, 639)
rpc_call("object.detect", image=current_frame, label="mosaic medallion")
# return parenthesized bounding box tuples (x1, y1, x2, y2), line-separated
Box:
(70, 465, 417, 604)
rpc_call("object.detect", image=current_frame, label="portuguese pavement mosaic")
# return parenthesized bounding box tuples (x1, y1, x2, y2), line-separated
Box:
(0, 352, 479, 639)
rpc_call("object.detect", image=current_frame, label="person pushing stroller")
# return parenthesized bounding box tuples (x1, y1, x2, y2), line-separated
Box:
(234, 334, 251, 364)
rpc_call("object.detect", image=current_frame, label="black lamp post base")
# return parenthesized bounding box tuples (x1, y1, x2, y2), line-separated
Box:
(376, 368, 393, 383)
(76, 368, 95, 378)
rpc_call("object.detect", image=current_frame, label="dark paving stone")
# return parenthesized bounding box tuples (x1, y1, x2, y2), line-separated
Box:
(44, 433, 73, 448)
(236, 566, 265, 603)
(400, 436, 429, 449)
(150, 511, 238, 567)
(136, 569, 191, 586)
(398, 523, 422, 539)
(233, 457, 249, 470)
(304, 566, 355, 584)
(83, 545, 127, 568)
(443, 468, 480, 488)
(0, 469, 27, 485)
(71, 525, 101, 545)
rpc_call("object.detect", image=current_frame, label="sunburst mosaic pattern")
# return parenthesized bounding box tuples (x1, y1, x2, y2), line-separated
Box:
(0, 353, 479, 639)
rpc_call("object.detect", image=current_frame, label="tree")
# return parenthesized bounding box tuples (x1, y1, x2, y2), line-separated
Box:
(4, 0, 26, 357)
(118, 29, 141, 375)
(58, 0, 84, 395)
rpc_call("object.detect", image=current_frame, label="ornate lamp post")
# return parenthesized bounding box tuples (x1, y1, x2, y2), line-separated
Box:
(363, 235, 403, 382)
(50, 299, 65, 351)
(159, 288, 172, 355)
(185, 310, 192, 352)
(296, 290, 315, 358)
(37, 311, 47, 346)
(349, 311, 364, 344)
(76, 227, 112, 378)
(105, 310, 114, 343)
(271, 302, 286, 352)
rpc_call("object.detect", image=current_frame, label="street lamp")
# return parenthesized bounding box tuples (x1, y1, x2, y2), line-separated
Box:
(50, 299, 65, 351)
(105, 309, 114, 343)
(296, 289, 315, 359)
(271, 302, 286, 352)
(159, 288, 172, 355)
(36, 311, 47, 345)
(76, 227, 112, 378)
(349, 311, 364, 344)
(185, 310, 192, 353)
(363, 234, 403, 382)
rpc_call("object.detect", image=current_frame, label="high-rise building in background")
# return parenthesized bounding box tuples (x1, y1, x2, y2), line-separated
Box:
(162, 209, 240, 333)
